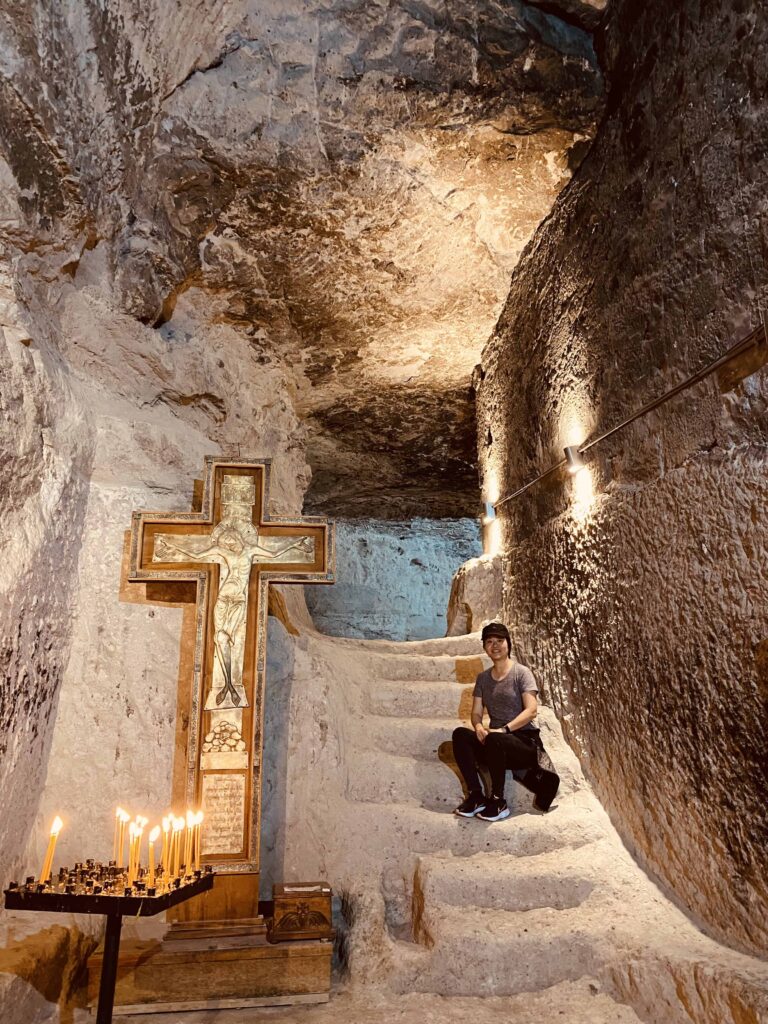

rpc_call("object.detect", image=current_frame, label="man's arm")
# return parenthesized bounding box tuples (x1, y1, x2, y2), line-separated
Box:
(470, 696, 488, 743)
(489, 691, 538, 733)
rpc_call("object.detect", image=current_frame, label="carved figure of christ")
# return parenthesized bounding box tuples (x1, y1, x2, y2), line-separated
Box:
(153, 519, 313, 711)
(128, 460, 333, 874)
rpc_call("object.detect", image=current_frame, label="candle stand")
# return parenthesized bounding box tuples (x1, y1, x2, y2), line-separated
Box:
(4, 869, 214, 1024)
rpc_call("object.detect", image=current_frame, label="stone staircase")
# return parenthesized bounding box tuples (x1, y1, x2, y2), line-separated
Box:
(323, 631, 768, 1024)
(123, 629, 768, 1024)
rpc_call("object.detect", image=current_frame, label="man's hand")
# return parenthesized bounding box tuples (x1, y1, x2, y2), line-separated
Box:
(474, 722, 489, 743)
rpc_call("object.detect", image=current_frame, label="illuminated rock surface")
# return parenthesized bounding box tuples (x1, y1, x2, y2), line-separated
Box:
(307, 518, 481, 640)
(1, 0, 767, 1019)
(0, 0, 602, 937)
(477, 0, 768, 958)
(446, 554, 503, 635)
(126, 628, 768, 1022)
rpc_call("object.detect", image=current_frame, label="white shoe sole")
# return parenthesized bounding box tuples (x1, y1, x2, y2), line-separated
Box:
(454, 806, 488, 817)
(477, 808, 511, 821)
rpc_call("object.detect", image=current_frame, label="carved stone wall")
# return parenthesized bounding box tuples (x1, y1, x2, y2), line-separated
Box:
(0, 0, 603, 896)
(306, 518, 481, 641)
(476, 0, 768, 956)
(0, 0, 603, 518)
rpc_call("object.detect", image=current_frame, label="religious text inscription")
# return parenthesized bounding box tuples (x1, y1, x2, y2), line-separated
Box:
(201, 774, 247, 856)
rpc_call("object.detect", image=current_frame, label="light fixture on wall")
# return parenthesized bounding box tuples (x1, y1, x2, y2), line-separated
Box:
(564, 446, 585, 474)
(492, 322, 767, 512)
(480, 500, 500, 557)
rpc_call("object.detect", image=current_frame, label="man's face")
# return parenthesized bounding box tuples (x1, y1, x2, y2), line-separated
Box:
(483, 635, 508, 658)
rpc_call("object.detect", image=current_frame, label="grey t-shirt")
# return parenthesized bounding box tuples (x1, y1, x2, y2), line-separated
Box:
(473, 664, 539, 730)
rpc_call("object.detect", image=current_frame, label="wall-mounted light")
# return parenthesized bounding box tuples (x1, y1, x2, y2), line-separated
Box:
(492, 323, 766, 512)
(480, 500, 500, 556)
(564, 446, 585, 474)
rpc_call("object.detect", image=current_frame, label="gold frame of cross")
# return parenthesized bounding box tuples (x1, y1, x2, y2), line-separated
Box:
(127, 456, 334, 874)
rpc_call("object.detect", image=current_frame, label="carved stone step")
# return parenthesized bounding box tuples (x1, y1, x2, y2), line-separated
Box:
(366, 680, 473, 718)
(324, 633, 483, 658)
(412, 846, 602, 913)
(361, 652, 487, 683)
(345, 747, 575, 813)
(350, 796, 607, 861)
(391, 904, 604, 997)
(360, 715, 467, 758)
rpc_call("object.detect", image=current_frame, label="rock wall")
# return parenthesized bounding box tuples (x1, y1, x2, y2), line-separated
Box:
(0, 0, 604, 519)
(0, 272, 92, 894)
(476, 0, 768, 956)
(0, 213, 309, 948)
(0, 1, 601, 1015)
(306, 519, 480, 641)
(0, 7, 601, 997)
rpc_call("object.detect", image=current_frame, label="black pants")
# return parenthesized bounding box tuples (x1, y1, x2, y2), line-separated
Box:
(452, 726, 538, 798)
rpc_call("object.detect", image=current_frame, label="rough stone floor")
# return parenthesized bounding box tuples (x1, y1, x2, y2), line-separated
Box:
(76, 633, 768, 1023)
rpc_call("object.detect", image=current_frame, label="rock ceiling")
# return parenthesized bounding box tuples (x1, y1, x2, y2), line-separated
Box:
(0, 0, 605, 517)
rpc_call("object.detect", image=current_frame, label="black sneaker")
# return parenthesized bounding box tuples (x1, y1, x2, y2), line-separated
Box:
(454, 792, 488, 817)
(476, 797, 511, 821)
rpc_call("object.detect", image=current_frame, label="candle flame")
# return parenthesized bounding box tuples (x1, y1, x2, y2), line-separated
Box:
(186, 809, 195, 828)
(119, 809, 130, 823)
(162, 815, 170, 832)
(196, 811, 204, 825)
(50, 816, 63, 836)
(149, 826, 161, 843)
(173, 817, 184, 832)
(115, 806, 125, 818)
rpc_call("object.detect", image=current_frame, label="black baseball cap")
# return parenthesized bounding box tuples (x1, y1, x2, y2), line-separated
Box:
(481, 622, 511, 646)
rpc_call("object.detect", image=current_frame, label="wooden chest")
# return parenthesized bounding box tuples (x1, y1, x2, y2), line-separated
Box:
(267, 883, 334, 943)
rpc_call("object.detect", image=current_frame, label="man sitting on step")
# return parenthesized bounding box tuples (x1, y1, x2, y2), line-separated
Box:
(452, 622, 560, 821)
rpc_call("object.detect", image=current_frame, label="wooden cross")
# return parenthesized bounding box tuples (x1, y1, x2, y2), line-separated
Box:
(128, 457, 334, 877)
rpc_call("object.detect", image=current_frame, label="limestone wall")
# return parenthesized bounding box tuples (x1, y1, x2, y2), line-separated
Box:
(0, 0, 600, 886)
(306, 518, 480, 641)
(476, 0, 768, 955)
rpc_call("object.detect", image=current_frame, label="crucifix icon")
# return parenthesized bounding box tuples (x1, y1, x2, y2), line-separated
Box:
(128, 457, 334, 881)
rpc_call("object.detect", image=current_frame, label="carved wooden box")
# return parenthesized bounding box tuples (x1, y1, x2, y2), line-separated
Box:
(267, 883, 334, 943)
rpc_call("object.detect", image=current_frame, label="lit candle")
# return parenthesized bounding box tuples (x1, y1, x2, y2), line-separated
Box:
(168, 821, 176, 878)
(184, 810, 194, 874)
(134, 824, 144, 883)
(172, 817, 184, 877)
(161, 816, 170, 879)
(194, 811, 204, 871)
(39, 816, 63, 885)
(118, 809, 130, 867)
(127, 822, 136, 884)
(148, 826, 160, 887)
(113, 807, 125, 863)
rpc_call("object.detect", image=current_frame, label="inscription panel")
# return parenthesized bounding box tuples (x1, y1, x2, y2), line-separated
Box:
(201, 773, 246, 856)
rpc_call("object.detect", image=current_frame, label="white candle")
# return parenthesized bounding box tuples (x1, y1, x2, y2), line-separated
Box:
(148, 826, 160, 887)
(39, 816, 63, 884)
(161, 816, 170, 880)
(127, 823, 136, 884)
(134, 825, 144, 883)
(194, 811, 204, 871)
(113, 807, 124, 863)
(118, 809, 130, 867)
(172, 817, 184, 877)
(184, 810, 194, 873)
